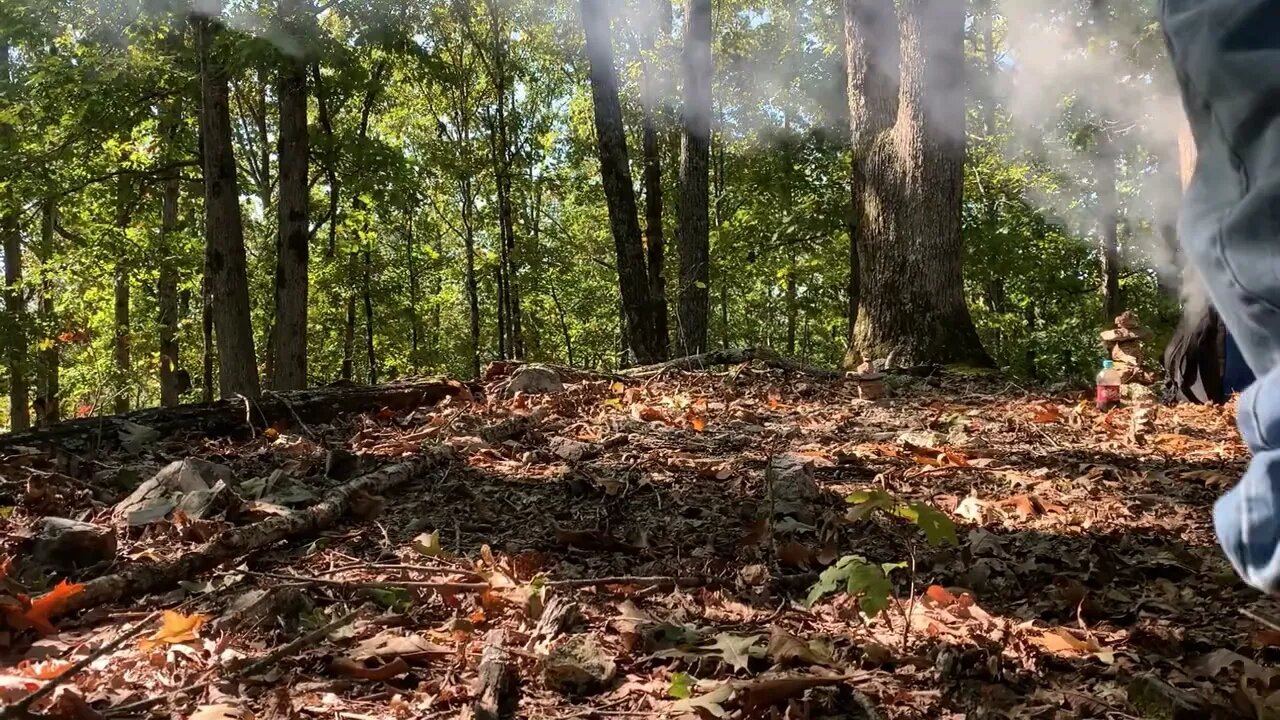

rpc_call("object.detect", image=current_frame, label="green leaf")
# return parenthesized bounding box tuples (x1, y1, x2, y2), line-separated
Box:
(896, 503, 958, 547)
(668, 671, 694, 699)
(844, 562, 894, 618)
(669, 684, 731, 718)
(364, 587, 411, 611)
(411, 530, 445, 557)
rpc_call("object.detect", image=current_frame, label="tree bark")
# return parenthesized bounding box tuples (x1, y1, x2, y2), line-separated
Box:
(676, 0, 712, 356)
(406, 216, 420, 371)
(486, 1, 523, 359)
(580, 0, 661, 365)
(641, 0, 670, 359)
(342, 290, 355, 381)
(159, 125, 182, 407)
(197, 10, 261, 399)
(2, 43, 29, 431)
(37, 202, 59, 425)
(844, 0, 989, 366)
(272, 0, 310, 392)
(113, 175, 136, 414)
(363, 245, 376, 384)
(1097, 135, 1122, 320)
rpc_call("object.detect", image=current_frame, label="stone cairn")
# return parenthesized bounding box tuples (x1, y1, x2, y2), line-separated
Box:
(1100, 311, 1158, 442)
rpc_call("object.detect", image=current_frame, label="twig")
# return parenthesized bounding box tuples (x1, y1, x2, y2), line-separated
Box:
(240, 569, 489, 592)
(319, 561, 478, 577)
(235, 608, 360, 678)
(545, 575, 712, 589)
(235, 393, 256, 439)
(4, 611, 162, 719)
(104, 674, 214, 717)
(264, 390, 316, 439)
(1243, 608, 1280, 633)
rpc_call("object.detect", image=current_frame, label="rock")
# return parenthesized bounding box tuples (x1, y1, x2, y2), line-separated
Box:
(548, 437, 601, 463)
(28, 517, 116, 571)
(113, 458, 233, 526)
(504, 365, 564, 397)
(768, 454, 819, 504)
(541, 634, 616, 696)
(117, 421, 160, 454)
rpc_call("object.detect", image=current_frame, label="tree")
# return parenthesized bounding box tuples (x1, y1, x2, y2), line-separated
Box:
(844, 0, 989, 366)
(639, 0, 672, 358)
(579, 0, 662, 364)
(196, 9, 261, 399)
(676, 0, 712, 356)
(272, 0, 311, 391)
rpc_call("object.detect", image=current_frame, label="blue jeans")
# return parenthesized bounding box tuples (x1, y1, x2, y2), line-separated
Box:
(1165, 0, 1280, 592)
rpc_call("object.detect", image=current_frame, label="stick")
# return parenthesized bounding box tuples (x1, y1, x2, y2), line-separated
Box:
(234, 609, 360, 678)
(103, 675, 213, 717)
(239, 569, 489, 592)
(544, 575, 711, 589)
(1243, 608, 1280, 633)
(3, 611, 162, 719)
(264, 390, 316, 439)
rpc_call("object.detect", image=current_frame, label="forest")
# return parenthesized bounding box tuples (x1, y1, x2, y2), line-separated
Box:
(0, 0, 1186, 428)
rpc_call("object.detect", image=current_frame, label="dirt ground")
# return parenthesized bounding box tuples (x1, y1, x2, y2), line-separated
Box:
(0, 362, 1271, 719)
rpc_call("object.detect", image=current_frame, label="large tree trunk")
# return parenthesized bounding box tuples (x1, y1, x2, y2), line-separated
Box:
(676, 0, 712, 356)
(2, 43, 29, 431)
(272, 4, 310, 392)
(844, 0, 989, 366)
(580, 0, 661, 365)
(113, 176, 136, 414)
(197, 10, 261, 399)
(1097, 135, 1122, 321)
(641, 0, 670, 359)
(159, 151, 182, 407)
(37, 202, 59, 425)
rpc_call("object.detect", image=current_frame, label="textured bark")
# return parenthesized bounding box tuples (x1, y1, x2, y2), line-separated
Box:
(845, 0, 989, 366)
(37, 202, 59, 425)
(272, 3, 310, 392)
(0, 378, 471, 454)
(676, 0, 712, 356)
(113, 176, 136, 415)
(197, 11, 261, 399)
(363, 246, 376, 385)
(1097, 137, 1122, 320)
(406, 217, 421, 371)
(2, 43, 28, 432)
(342, 291, 356, 381)
(473, 629, 518, 720)
(640, 0, 670, 358)
(159, 156, 181, 407)
(580, 0, 662, 364)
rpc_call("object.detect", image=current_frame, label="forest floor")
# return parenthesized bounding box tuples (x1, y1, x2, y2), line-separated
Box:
(0, 360, 1271, 719)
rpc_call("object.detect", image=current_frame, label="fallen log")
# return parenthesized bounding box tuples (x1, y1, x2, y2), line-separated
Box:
(51, 413, 536, 617)
(473, 629, 519, 720)
(620, 347, 841, 380)
(0, 378, 471, 454)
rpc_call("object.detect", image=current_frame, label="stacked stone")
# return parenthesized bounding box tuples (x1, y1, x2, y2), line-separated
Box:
(1100, 311, 1154, 385)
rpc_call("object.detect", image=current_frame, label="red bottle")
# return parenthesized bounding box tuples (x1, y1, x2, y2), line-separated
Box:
(1095, 360, 1121, 411)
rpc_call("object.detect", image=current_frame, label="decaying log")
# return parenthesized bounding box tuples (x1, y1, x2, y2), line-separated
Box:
(0, 378, 471, 454)
(473, 629, 519, 720)
(620, 347, 841, 379)
(56, 451, 450, 616)
(526, 596, 581, 651)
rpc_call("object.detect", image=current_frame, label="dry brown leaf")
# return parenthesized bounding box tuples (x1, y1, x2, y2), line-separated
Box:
(352, 631, 452, 663)
(776, 542, 814, 569)
(1030, 403, 1062, 423)
(1252, 630, 1280, 649)
(139, 610, 209, 650)
(734, 674, 863, 711)
(996, 494, 1043, 519)
(189, 704, 255, 720)
(630, 404, 671, 424)
(54, 688, 104, 720)
(329, 656, 411, 681)
(765, 627, 834, 667)
(738, 517, 768, 546)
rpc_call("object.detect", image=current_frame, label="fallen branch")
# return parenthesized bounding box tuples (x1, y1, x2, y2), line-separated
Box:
(545, 575, 711, 589)
(0, 378, 471, 454)
(235, 608, 360, 679)
(239, 569, 489, 593)
(3, 611, 161, 719)
(620, 347, 841, 380)
(473, 629, 519, 720)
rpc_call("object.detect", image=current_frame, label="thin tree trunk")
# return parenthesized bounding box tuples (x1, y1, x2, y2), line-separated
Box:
(1097, 138, 1122, 320)
(580, 0, 661, 364)
(272, 0, 310, 391)
(641, 0, 670, 358)
(197, 9, 261, 398)
(406, 215, 420, 371)
(113, 175, 135, 414)
(845, 0, 989, 366)
(363, 244, 375, 384)
(202, 249, 215, 404)
(462, 177, 481, 377)
(342, 289, 355, 381)
(496, 264, 508, 360)
(2, 43, 28, 431)
(676, 0, 712, 356)
(549, 283, 574, 367)
(37, 202, 59, 425)
(159, 123, 182, 407)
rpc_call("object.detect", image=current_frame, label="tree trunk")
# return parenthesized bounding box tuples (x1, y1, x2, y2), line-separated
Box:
(462, 177, 481, 377)
(113, 175, 136, 414)
(159, 130, 182, 407)
(2, 44, 28, 431)
(363, 244, 376, 385)
(1097, 138, 1122, 321)
(202, 250, 215, 404)
(676, 0, 712, 356)
(37, 202, 59, 425)
(580, 0, 661, 365)
(406, 216, 420, 371)
(641, 0, 670, 359)
(197, 10, 261, 399)
(342, 289, 355, 381)
(549, 283, 574, 367)
(272, 4, 310, 392)
(845, 0, 989, 366)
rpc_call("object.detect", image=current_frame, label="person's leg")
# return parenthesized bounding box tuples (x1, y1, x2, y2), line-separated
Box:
(1164, 0, 1280, 592)
(1225, 332, 1257, 396)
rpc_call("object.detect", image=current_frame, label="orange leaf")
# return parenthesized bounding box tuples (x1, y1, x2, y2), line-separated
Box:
(630, 404, 671, 424)
(925, 585, 958, 607)
(24, 580, 85, 635)
(1036, 628, 1092, 654)
(1029, 403, 1062, 423)
(329, 656, 410, 681)
(138, 610, 209, 650)
(15, 659, 73, 679)
(685, 408, 708, 432)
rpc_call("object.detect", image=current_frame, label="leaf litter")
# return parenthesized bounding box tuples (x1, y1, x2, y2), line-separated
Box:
(0, 362, 1266, 718)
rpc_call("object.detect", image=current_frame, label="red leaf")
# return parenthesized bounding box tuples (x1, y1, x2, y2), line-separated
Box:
(24, 580, 85, 635)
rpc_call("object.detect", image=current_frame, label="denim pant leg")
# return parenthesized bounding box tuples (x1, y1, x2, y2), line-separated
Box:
(1164, 0, 1280, 592)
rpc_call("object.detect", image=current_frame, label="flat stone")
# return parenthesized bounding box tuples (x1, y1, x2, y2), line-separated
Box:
(541, 634, 616, 696)
(769, 454, 819, 504)
(113, 458, 233, 526)
(28, 517, 116, 571)
(548, 437, 601, 463)
(504, 365, 564, 397)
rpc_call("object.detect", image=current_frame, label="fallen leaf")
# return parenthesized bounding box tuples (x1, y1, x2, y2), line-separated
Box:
(0, 675, 39, 703)
(668, 671, 695, 699)
(765, 627, 834, 667)
(189, 704, 255, 720)
(352, 631, 452, 662)
(14, 658, 73, 679)
(1030, 403, 1062, 423)
(996, 494, 1043, 519)
(54, 688, 104, 720)
(709, 633, 761, 673)
(668, 684, 732, 718)
(139, 610, 209, 650)
(954, 495, 985, 523)
(630, 404, 671, 424)
(776, 542, 814, 569)
(16, 580, 86, 635)
(734, 674, 862, 711)
(925, 585, 958, 607)
(329, 656, 411, 681)
(1252, 630, 1280, 649)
